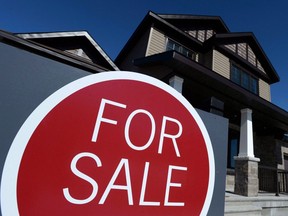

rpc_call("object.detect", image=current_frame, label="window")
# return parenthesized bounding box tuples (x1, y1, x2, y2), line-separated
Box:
(231, 64, 259, 94)
(284, 155, 288, 171)
(166, 38, 196, 60)
(228, 129, 239, 169)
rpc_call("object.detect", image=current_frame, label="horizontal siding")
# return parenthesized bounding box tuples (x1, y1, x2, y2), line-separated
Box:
(146, 27, 165, 56)
(259, 79, 271, 101)
(212, 50, 230, 79)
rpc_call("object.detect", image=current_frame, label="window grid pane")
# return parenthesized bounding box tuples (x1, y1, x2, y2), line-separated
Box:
(231, 64, 258, 95)
(166, 38, 196, 60)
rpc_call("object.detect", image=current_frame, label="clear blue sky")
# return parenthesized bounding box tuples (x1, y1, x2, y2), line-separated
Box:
(1, 0, 287, 111)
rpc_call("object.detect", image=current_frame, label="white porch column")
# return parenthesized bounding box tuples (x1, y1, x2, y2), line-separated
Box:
(234, 108, 260, 197)
(169, 75, 184, 94)
(238, 108, 255, 158)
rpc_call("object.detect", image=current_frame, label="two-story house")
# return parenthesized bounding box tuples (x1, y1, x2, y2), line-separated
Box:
(115, 11, 288, 195)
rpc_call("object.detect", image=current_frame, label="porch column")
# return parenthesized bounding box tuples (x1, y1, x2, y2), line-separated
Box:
(234, 108, 260, 197)
(169, 75, 184, 94)
(238, 108, 255, 158)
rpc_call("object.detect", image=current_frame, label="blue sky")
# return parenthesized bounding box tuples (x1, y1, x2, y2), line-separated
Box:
(1, 0, 287, 111)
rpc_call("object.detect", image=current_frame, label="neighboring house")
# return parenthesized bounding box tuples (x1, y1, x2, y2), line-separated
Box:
(16, 31, 119, 71)
(115, 11, 288, 195)
(0, 29, 117, 195)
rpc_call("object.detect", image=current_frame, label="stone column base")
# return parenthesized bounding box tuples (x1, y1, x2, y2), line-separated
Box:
(234, 156, 260, 197)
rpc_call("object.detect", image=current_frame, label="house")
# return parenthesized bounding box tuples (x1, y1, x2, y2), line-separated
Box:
(0, 29, 117, 202)
(16, 31, 119, 71)
(115, 11, 288, 197)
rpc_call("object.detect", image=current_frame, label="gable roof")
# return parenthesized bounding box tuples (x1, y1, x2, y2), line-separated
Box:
(0, 30, 112, 73)
(158, 13, 230, 34)
(204, 32, 280, 83)
(115, 11, 279, 84)
(17, 31, 119, 71)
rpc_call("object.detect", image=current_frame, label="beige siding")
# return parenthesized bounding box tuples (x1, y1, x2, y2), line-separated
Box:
(247, 45, 256, 66)
(212, 50, 230, 79)
(197, 30, 205, 42)
(206, 30, 214, 40)
(257, 60, 266, 74)
(259, 79, 271, 101)
(237, 43, 247, 59)
(187, 30, 197, 38)
(146, 27, 166, 56)
(225, 43, 267, 75)
(226, 44, 236, 52)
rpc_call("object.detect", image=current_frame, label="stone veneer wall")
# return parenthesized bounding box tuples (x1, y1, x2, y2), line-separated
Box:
(254, 135, 277, 167)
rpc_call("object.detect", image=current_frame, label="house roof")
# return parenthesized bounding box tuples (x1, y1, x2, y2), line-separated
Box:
(115, 11, 279, 84)
(204, 32, 279, 83)
(158, 13, 230, 33)
(0, 30, 112, 73)
(115, 11, 202, 64)
(16, 31, 119, 71)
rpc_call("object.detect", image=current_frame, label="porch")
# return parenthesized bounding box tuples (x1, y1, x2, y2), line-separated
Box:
(225, 167, 288, 215)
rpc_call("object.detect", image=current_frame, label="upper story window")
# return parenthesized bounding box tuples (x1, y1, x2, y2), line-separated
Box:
(231, 64, 259, 95)
(166, 38, 196, 60)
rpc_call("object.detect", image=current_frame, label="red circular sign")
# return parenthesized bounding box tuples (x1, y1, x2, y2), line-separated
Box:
(1, 72, 214, 216)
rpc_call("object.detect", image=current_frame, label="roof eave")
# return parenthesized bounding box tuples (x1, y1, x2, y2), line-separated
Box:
(158, 13, 230, 33)
(134, 51, 288, 131)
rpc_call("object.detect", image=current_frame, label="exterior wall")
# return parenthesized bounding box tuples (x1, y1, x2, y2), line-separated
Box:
(146, 27, 200, 62)
(118, 28, 150, 72)
(254, 135, 276, 167)
(276, 139, 288, 170)
(259, 79, 271, 101)
(212, 49, 271, 101)
(146, 27, 166, 56)
(212, 49, 230, 79)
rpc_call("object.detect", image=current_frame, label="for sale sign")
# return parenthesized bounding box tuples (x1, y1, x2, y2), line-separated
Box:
(1, 72, 215, 216)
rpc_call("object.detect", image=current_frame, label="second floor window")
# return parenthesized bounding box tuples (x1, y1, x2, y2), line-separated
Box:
(231, 64, 259, 95)
(166, 38, 196, 60)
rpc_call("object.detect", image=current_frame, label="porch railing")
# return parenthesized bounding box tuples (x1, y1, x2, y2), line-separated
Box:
(258, 165, 288, 196)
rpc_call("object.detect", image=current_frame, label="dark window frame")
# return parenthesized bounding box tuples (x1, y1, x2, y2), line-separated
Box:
(166, 38, 196, 60)
(227, 129, 240, 169)
(230, 63, 259, 95)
